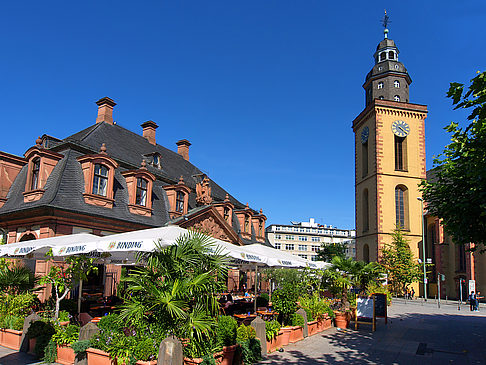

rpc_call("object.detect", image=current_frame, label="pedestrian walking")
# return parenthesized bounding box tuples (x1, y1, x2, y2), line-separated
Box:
(476, 292, 483, 311)
(411, 288, 415, 299)
(469, 291, 477, 311)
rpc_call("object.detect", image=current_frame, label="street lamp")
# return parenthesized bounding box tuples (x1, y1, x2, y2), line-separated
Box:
(417, 197, 427, 301)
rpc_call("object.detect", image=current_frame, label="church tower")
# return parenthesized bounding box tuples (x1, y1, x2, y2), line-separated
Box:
(353, 20, 428, 278)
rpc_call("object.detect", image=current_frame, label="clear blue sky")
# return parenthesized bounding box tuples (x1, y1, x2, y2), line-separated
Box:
(1, 1, 484, 230)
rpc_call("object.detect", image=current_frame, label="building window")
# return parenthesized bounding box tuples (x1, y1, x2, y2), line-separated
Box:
(395, 135, 407, 171)
(363, 244, 370, 263)
(92, 164, 108, 196)
(389, 51, 395, 59)
(275, 242, 281, 250)
(244, 215, 250, 233)
(378, 96, 384, 100)
(394, 95, 400, 102)
(31, 158, 40, 190)
(362, 140, 368, 177)
(298, 254, 308, 259)
(394, 80, 400, 88)
(285, 244, 294, 251)
(311, 255, 318, 261)
(378, 66, 383, 71)
(224, 207, 230, 221)
(395, 64, 399, 70)
(299, 236, 307, 241)
(275, 234, 282, 239)
(458, 245, 466, 272)
(298, 244, 307, 251)
(377, 82, 384, 89)
(135, 178, 148, 206)
(395, 185, 408, 229)
(176, 191, 185, 212)
(259, 221, 264, 236)
(285, 235, 294, 240)
(312, 245, 320, 252)
(275, 226, 281, 231)
(311, 237, 319, 242)
(363, 189, 369, 232)
(379, 52, 386, 61)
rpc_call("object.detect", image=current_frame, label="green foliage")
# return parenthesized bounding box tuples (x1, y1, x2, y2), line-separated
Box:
(265, 320, 280, 341)
(290, 313, 305, 327)
(216, 315, 237, 347)
(59, 299, 77, 316)
(238, 338, 262, 364)
(42, 339, 58, 364)
(119, 230, 229, 353)
(236, 324, 249, 342)
(52, 324, 79, 346)
(366, 282, 392, 305)
(317, 242, 347, 262)
(247, 325, 256, 339)
(98, 313, 122, 332)
(379, 227, 422, 295)
(58, 310, 70, 323)
(264, 268, 321, 298)
(271, 283, 299, 325)
(26, 320, 56, 358)
(71, 339, 91, 355)
(0, 315, 24, 330)
(0, 292, 38, 317)
(255, 293, 269, 308)
(0, 265, 40, 295)
(421, 71, 486, 248)
(201, 354, 217, 365)
(303, 308, 313, 322)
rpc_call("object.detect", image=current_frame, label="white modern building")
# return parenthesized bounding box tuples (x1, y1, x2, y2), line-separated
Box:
(265, 218, 356, 261)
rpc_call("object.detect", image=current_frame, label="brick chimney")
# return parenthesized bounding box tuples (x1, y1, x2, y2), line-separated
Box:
(96, 97, 116, 125)
(176, 139, 191, 161)
(141, 121, 158, 145)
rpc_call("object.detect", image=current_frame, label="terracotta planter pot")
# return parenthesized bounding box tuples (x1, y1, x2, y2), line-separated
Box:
(221, 344, 238, 365)
(57, 345, 76, 365)
(86, 347, 113, 365)
(275, 331, 284, 349)
(28, 337, 37, 356)
(323, 317, 332, 331)
(280, 327, 291, 347)
(136, 361, 157, 365)
(307, 321, 318, 336)
(334, 312, 348, 329)
(59, 321, 70, 326)
(289, 326, 303, 343)
(0, 329, 23, 350)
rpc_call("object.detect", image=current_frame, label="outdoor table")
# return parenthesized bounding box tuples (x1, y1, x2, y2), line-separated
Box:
(91, 317, 102, 323)
(233, 314, 257, 326)
(257, 310, 279, 321)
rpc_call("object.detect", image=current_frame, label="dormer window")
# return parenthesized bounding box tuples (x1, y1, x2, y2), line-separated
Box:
(259, 221, 263, 236)
(379, 96, 384, 100)
(388, 51, 395, 59)
(153, 154, 161, 169)
(377, 82, 384, 89)
(394, 95, 400, 102)
(31, 158, 40, 190)
(224, 207, 230, 221)
(394, 80, 400, 88)
(136, 178, 148, 206)
(244, 215, 250, 233)
(92, 164, 108, 196)
(176, 191, 185, 213)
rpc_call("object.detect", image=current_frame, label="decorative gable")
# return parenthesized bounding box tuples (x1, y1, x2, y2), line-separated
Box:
(0, 152, 26, 207)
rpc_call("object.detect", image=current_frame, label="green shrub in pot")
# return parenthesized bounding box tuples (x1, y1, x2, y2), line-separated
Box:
(216, 315, 237, 347)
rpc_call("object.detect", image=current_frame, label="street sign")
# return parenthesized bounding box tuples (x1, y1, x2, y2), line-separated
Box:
(426, 258, 432, 264)
(469, 280, 476, 295)
(424, 278, 428, 284)
(440, 274, 445, 281)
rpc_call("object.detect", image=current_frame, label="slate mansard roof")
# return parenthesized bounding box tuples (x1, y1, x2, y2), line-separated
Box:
(0, 120, 257, 233)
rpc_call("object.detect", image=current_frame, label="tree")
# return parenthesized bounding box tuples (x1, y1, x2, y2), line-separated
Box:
(316, 242, 346, 262)
(379, 227, 422, 295)
(420, 71, 486, 248)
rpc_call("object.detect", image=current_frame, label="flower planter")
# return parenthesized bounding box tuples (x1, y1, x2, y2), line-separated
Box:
(28, 338, 37, 355)
(266, 336, 277, 353)
(60, 321, 70, 326)
(289, 326, 303, 343)
(221, 344, 238, 365)
(136, 361, 157, 365)
(184, 358, 204, 365)
(334, 311, 348, 329)
(57, 345, 76, 365)
(0, 329, 23, 350)
(307, 320, 318, 336)
(86, 347, 113, 365)
(280, 327, 292, 346)
(323, 317, 332, 331)
(275, 331, 284, 349)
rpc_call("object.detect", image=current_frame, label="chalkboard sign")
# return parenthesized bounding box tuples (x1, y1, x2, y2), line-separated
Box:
(356, 298, 374, 318)
(374, 293, 387, 319)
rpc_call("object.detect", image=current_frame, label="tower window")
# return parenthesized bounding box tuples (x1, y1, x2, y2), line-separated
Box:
(92, 164, 108, 196)
(394, 135, 407, 171)
(395, 64, 399, 70)
(363, 189, 369, 232)
(362, 141, 368, 177)
(394, 95, 400, 102)
(135, 178, 148, 206)
(378, 96, 384, 100)
(395, 185, 408, 229)
(394, 80, 400, 88)
(31, 158, 40, 190)
(378, 66, 383, 71)
(379, 52, 386, 61)
(377, 82, 384, 89)
(389, 51, 395, 59)
(176, 191, 185, 212)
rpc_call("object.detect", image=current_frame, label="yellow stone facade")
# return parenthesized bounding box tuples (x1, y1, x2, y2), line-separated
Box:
(353, 99, 427, 292)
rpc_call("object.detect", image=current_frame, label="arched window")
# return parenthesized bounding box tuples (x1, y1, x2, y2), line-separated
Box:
(394, 95, 400, 102)
(389, 51, 395, 59)
(92, 164, 108, 196)
(176, 191, 185, 213)
(395, 185, 408, 229)
(259, 220, 264, 236)
(224, 207, 230, 221)
(31, 158, 40, 190)
(135, 178, 148, 206)
(244, 215, 250, 233)
(394, 80, 400, 88)
(363, 189, 369, 232)
(378, 96, 384, 100)
(362, 140, 368, 177)
(379, 52, 386, 61)
(377, 82, 384, 89)
(363, 244, 370, 263)
(395, 135, 407, 171)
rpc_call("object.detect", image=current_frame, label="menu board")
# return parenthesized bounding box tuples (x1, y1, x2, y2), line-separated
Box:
(374, 293, 387, 318)
(356, 297, 374, 318)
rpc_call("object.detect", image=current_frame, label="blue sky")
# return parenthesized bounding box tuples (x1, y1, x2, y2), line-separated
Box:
(0, 1, 484, 230)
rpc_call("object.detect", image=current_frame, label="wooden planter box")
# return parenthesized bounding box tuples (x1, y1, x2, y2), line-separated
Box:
(289, 326, 304, 343)
(86, 348, 113, 365)
(307, 320, 318, 336)
(0, 329, 23, 350)
(57, 345, 76, 365)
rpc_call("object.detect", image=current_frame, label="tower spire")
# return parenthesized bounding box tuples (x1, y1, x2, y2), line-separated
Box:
(382, 10, 390, 39)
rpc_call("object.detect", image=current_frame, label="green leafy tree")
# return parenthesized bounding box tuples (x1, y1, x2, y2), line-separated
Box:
(0, 265, 40, 295)
(379, 227, 422, 295)
(420, 71, 486, 248)
(316, 242, 346, 262)
(40, 255, 97, 319)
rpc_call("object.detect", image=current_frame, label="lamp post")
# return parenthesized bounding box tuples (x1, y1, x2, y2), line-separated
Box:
(417, 197, 427, 301)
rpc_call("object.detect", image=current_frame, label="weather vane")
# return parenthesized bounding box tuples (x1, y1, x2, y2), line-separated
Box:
(382, 10, 390, 38)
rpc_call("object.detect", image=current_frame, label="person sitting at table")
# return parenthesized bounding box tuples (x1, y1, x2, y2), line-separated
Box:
(244, 290, 250, 297)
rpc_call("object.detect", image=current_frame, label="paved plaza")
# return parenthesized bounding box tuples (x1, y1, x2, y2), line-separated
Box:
(259, 300, 486, 364)
(1, 300, 486, 364)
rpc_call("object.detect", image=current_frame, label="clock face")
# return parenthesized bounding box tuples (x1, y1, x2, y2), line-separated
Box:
(361, 126, 369, 144)
(391, 120, 410, 137)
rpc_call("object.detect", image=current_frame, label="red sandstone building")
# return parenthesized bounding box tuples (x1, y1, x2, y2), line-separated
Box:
(0, 97, 268, 299)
